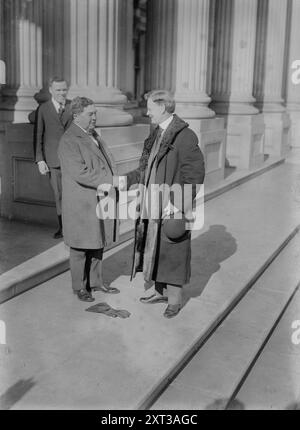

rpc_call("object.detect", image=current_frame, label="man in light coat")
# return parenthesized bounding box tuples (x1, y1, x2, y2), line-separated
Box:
(58, 97, 120, 302)
(126, 90, 205, 318)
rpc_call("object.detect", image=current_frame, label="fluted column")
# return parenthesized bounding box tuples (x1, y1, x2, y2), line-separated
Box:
(145, 0, 176, 92)
(286, 0, 300, 147)
(145, 0, 214, 118)
(211, 0, 258, 115)
(63, 0, 132, 126)
(0, 0, 42, 122)
(174, 0, 215, 118)
(66, 0, 125, 106)
(254, 0, 288, 112)
(0, 1, 5, 88)
(210, 0, 265, 169)
(253, 0, 290, 156)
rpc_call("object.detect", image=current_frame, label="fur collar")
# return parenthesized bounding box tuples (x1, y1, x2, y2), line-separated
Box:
(139, 114, 188, 175)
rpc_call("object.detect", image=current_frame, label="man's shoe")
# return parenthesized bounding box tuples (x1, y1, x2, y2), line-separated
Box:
(163, 304, 181, 318)
(140, 293, 168, 304)
(53, 228, 63, 239)
(76, 289, 95, 302)
(91, 284, 120, 294)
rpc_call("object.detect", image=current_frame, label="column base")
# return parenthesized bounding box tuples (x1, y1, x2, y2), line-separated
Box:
(224, 114, 265, 170)
(68, 86, 127, 107)
(263, 112, 291, 157)
(287, 110, 300, 147)
(68, 86, 133, 126)
(210, 100, 259, 116)
(96, 107, 133, 127)
(182, 117, 226, 187)
(0, 94, 39, 123)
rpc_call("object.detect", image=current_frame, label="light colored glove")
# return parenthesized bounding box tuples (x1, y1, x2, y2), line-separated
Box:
(37, 160, 49, 175)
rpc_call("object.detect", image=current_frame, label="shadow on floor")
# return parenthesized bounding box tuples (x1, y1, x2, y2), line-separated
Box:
(224, 166, 237, 179)
(205, 397, 245, 410)
(103, 224, 237, 302)
(103, 244, 132, 284)
(0, 217, 58, 275)
(286, 401, 300, 410)
(0, 378, 36, 410)
(184, 224, 237, 301)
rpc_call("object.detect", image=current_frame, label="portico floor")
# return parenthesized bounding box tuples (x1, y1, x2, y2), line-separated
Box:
(0, 150, 299, 409)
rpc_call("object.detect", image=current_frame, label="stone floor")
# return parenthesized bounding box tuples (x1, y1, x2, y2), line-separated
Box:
(232, 287, 300, 410)
(0, 150, 300, 409)
(0, 219, 59, 275)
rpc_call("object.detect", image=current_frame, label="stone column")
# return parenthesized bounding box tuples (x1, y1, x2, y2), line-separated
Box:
(145, 0, 226, 186)
(146, 0, 215, 118)
(286, 0, 300, 147)
(66, 0, 132, 126)
(145, 0, 176, 92)
(173, 0, 215, 119)
(253, 0, 290, 156)
(211, 0, 264, 169)
(0, 0, 42, 123)
(0, 0, 5, 86)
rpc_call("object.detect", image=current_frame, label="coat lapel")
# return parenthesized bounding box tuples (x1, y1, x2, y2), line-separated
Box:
(156, 115, 189, 165)
(47, 100, 61, 125)
(139, 126, 162, 175)
(71, 124, 116, 172)
(47, 99, 71, 128)
(90, 131, 117, 174)
(60, 100, 72, 128)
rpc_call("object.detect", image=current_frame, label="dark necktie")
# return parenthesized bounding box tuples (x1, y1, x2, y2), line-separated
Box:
(58, 103, 64, 118)
(145, 126, 163, 186)
(156, 126, 163, 144)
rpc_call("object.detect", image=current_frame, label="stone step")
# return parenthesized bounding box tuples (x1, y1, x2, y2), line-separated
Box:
(115, 157, 140, 175)
(151, 231, 300, 410)
(230, 287, 300, 410)
(109, 141, 143, 162)
(99, 124, 150, 146)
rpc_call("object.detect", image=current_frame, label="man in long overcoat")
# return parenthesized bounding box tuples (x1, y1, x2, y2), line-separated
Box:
(126, 90, 205, 318)
(58, 97, 120, 302)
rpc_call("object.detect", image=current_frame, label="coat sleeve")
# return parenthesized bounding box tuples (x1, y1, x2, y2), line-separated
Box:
(58, 138, 112, 190)
(35, 105, 45, 163)
(177, 130, 205, 213)
(126, 168, 141, 190)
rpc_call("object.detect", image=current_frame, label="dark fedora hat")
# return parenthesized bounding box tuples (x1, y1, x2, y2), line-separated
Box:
(162, 218, 187, 241)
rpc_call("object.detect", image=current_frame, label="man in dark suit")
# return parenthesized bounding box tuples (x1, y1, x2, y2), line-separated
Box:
(58, 97, 121, 302)
(35, 77, 73, 238)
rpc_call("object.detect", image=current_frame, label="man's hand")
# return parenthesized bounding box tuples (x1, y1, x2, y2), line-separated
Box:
(37, 160, 50, 175)
(112, 175, 126, 191)
(162, 201, 181, 219)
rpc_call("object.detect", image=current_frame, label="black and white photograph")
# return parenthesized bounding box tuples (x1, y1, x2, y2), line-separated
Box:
(0, 0, 300, 412)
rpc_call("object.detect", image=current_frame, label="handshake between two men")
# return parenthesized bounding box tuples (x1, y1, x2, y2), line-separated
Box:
(97, 175, 127, 198)
(58, 92, 205, 320)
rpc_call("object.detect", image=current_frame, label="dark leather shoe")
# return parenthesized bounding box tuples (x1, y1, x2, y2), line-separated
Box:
(91, 284, 120, 294)
(140, 293, 168, 304)
(163, 304, 181, 318)
(76, 289, 95, 302)
(53, 228, 63, 239)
